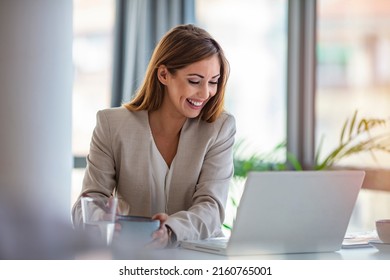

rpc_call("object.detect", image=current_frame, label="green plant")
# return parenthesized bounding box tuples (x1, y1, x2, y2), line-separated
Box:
(315, 110, 390, 170)
(233, 110, 390, 175)
(233, 140, 302, 179)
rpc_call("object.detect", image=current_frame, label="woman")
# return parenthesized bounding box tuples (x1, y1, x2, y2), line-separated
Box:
(72, 24, 236, 249)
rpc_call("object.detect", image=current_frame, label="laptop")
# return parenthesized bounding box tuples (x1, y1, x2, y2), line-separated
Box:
(181, 170, 365, 256)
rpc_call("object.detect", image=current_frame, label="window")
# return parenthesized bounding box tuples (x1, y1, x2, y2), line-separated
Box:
(317, 0, 390, 170)
(196, 0, 288, 160)
(72, 0, 115, 204)
(317, 0, 390, 231)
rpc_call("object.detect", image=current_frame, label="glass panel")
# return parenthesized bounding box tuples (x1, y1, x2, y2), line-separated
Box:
(72, 0, 115, 205)
(196, 0, 288, 161)
(318, 0, 390, 233)
(72, 0, 115, 156)
(316, 0, 390, 169)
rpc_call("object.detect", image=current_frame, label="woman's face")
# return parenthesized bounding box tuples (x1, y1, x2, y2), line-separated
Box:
(158, 55, 220, 119)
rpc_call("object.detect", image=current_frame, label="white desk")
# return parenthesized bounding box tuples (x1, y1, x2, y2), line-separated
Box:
(83, 245, 389, 260)
(154, 246, 389, 260)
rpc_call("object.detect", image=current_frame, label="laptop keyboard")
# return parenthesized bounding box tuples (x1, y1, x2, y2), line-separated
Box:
(195, 237, 229, 248)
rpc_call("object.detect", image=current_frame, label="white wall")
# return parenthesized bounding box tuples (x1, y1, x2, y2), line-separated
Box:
(0, 0, 74, 258)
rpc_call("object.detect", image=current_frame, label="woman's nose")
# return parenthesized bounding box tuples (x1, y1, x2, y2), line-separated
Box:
(198, 83, 210, 99)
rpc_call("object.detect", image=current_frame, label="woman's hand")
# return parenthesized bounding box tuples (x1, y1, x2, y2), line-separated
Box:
(147, 213, 170, 249)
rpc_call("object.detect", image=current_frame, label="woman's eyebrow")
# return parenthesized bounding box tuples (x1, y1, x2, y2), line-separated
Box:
(187, 74, 221, 79)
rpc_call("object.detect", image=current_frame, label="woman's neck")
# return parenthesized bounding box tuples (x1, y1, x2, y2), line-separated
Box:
(148, 109, 186, 136)
(148, 109, 186, 167)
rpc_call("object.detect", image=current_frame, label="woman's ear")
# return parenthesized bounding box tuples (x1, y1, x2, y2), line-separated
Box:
(157, 65, 169, 85)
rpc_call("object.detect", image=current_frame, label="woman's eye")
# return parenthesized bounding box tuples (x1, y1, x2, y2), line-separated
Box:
(188, 80, 200, 85)
(209, 81, 219, 85)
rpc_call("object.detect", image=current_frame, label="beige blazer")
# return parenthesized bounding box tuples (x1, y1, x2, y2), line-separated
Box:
(72, 107, 236, 242)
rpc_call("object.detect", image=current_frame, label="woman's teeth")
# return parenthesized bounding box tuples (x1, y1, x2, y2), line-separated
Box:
(187, 99, 203, 107)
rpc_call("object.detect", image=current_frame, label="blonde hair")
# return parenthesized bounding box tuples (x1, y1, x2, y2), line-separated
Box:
(124, 24, 229, 123)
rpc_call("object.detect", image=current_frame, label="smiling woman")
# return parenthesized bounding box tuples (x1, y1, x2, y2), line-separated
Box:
(155, 55, 220, 119)
(125, 24, 229, 123)
(72, 24, 236, 253)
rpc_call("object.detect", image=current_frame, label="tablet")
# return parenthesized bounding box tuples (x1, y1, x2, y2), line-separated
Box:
(112, 215, 160, 258)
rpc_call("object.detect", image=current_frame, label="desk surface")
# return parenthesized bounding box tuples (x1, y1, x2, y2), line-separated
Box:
(145, 246, 390, 260)
(82, 245, 390, 260)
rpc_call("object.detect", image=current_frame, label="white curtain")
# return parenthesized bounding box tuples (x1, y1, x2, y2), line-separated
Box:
(111, 0, 195, 106)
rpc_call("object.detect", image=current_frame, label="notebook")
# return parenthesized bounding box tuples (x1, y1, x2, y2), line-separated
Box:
(181, 170, 365, 256)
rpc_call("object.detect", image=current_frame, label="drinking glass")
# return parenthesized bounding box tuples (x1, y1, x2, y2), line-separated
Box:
(81, 195, 118, 246)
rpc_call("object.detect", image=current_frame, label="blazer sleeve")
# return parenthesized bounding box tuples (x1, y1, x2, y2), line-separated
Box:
(165, 114, 236, 242)
(71, 110, 117, 227)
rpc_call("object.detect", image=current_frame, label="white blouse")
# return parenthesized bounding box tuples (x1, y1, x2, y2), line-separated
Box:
(149, 137, 175, 215)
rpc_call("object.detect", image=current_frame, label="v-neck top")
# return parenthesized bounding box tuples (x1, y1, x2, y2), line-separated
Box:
(150, 136, 175, 214)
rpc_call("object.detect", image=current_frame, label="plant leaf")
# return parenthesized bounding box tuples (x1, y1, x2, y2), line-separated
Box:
(348, 110, 358, 141)
(286, 152, 303, 170)
(315, 134, 325, 166)
(340, 117, 349, 145)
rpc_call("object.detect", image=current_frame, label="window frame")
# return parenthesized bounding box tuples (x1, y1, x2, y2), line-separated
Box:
(286, 0, 316, 171)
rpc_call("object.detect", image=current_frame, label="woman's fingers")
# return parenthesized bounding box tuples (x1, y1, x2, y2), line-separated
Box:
(146, 227, 169, 249)
(148, 215, 169, 249)
(152, 213, 168, 223)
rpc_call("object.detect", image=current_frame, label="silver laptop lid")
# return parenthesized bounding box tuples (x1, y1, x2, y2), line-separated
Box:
(227, 170, 365, 255)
